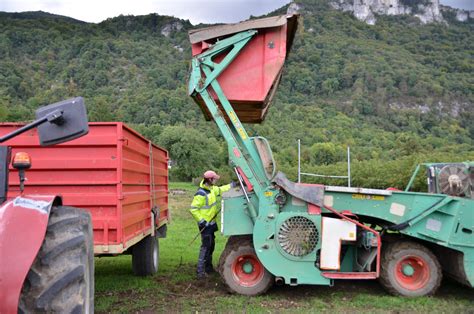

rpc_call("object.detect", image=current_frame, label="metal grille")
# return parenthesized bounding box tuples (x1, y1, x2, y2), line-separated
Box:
(439, 165, 470, 196)
(278, 216, 319, 257)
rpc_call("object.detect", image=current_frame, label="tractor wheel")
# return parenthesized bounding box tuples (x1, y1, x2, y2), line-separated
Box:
(132, 234, 159, 276)
(380, 241, 442, 297)
(219, 237, 273, 296)
(18, 206, 94, 313)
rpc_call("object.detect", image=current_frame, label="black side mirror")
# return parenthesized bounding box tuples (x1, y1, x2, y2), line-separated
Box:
(35, 97, 89, 146)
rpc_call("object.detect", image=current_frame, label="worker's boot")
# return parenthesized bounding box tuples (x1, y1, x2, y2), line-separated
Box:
(197, 250, 207, 279)
(196, 271, 209, 280)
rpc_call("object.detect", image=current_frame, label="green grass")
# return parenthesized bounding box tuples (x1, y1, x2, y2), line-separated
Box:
(169, 181, 198, 192)
(94, 182, 473, 313)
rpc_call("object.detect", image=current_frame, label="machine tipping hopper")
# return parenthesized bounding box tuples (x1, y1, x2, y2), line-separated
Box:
(188, 14, 298, 123)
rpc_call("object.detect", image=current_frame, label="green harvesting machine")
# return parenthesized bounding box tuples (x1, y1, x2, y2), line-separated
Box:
(187, 14, 473, 297)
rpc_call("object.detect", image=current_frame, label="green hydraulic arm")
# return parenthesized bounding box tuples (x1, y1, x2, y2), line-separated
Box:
(188, 30, 272, 221)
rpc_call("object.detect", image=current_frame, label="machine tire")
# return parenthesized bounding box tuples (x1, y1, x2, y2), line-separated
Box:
(18, 206, 94, 313)
(219, 237, 273, 296)
(379, 241, 442, 297)
(132, 234, 159, 276)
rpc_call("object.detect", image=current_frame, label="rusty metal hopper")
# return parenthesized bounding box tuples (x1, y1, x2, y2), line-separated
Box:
(189, 14, 298, 123)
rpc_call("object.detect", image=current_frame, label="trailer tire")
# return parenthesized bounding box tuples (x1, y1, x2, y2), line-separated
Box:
(219, 237, 273, 296)
(380, 241, 442, 297)
(18, 206, 94, 313)
(132, 234, 159, 276)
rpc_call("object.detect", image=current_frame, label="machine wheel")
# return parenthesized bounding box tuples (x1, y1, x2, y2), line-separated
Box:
(380, 241, 442, 297)
(219, 237, 273, 296)
(18, 206, 94, 313)
(132, 234, 159, 276)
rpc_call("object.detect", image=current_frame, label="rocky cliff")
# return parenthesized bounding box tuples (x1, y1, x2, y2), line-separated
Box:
(329, 0, 472, 24)
(440, 5, 474, 22)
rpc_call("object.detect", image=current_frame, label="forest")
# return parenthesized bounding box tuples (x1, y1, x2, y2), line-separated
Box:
(0, 0, 472, 190)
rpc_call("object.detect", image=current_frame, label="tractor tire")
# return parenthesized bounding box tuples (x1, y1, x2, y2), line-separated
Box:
(18, 206, 94, 313)
(132, 234, 159, 276)
(379, 241, 442, 297)
(219, 237, 273, 296)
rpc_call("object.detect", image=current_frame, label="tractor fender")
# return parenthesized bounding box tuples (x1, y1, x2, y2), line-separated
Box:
(0, 195, 60, 313)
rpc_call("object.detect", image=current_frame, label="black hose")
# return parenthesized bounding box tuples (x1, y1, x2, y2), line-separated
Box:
(386, 197, 446, 231)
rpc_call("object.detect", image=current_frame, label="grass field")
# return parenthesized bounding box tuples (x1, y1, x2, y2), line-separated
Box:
(94, 182, 473, 313)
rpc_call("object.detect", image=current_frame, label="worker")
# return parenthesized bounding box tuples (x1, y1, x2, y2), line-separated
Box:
(190, 170, 236, 279)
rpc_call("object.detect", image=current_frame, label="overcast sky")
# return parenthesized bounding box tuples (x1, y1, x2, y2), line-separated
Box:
(0, 0, 472, 24)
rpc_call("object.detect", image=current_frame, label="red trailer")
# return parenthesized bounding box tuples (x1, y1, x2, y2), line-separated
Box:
(0, 122, 169, 275)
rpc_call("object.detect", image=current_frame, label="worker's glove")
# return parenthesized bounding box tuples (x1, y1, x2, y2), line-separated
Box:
(198, 219, 208, 230)
(230, 181, 238, 188)
(209, 221, 218, 232)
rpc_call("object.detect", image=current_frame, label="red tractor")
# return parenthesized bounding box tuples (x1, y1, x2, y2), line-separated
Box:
(0, 97, 94, 313)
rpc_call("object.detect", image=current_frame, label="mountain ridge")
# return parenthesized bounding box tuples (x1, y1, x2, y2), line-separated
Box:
(0, 10, 86, 24)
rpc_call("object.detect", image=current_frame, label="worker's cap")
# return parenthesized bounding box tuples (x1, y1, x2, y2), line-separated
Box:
(203, 170, 220, 180)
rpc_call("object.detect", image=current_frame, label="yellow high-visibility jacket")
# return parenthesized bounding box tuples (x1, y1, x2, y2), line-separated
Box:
(189, 180, 231, 223)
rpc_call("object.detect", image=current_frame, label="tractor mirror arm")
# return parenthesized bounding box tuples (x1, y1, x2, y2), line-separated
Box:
(0, 110, 63, 144)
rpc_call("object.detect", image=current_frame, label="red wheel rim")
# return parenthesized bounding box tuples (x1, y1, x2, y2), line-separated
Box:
(231, 254, 264, 287)
(395, 255, 430, 291)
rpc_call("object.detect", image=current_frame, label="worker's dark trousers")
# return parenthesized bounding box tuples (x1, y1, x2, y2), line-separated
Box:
(197, 225, 216, 275)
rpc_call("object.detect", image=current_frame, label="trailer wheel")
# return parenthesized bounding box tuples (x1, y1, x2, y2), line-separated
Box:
(18, 206, 94, 313)
(219, 237, 273, 296)
(380, 241, 442, 297)
(132, 234, 159, 276)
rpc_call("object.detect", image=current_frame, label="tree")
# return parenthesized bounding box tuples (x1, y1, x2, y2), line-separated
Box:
(308, 142, 344, 165)
(157, 126, 225, 181)
(88, 96, 115, 122)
